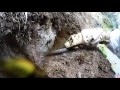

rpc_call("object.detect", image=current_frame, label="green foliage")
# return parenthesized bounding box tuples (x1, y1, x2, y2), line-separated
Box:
(98, 44, 108, 59)
(102, 18, 113, 31)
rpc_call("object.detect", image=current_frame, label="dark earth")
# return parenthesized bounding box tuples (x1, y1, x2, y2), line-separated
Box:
(45, 49, 114, 78)
(0, 12, 115, 78)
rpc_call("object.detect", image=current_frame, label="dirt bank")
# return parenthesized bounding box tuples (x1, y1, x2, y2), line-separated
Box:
(0, 12, 115, 78)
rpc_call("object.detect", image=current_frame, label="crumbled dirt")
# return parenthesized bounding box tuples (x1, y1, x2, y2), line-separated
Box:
(45, 48, 115, 78)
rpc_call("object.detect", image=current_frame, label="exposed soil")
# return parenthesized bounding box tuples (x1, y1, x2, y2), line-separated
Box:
(0, 12, 115, 78)
(45, 47, 114, 78)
